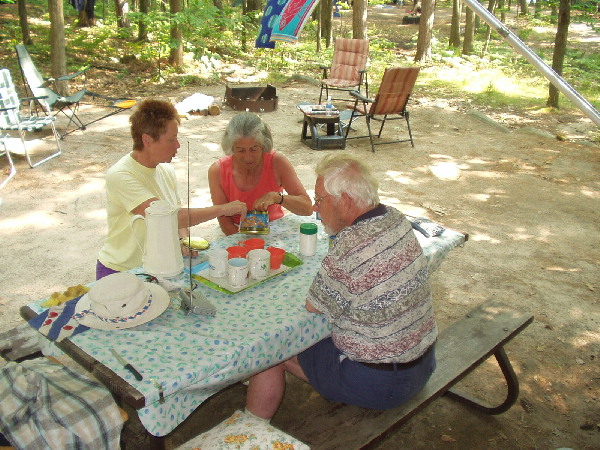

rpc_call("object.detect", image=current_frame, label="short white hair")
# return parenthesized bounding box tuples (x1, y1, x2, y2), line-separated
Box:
(315, 154, 379, 209)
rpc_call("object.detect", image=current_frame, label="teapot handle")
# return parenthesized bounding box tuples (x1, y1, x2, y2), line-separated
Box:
(130, 214, 145, 254)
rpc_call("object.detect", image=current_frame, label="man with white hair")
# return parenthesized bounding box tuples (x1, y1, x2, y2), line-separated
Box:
(246, 153, 437, 419)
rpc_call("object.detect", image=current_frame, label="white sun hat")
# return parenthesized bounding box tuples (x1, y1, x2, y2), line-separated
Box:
(74, 272, 170, 330)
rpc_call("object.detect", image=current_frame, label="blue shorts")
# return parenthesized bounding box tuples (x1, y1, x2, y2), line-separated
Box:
(297, 337, 436, 410)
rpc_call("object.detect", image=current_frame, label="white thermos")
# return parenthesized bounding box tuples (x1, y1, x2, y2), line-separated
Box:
(299, 223, 318, 257)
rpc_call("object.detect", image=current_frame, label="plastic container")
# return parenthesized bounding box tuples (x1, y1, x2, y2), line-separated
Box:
(325, 96, 333, 116)
(300, 223, 318, 256)
(240, 210, 269, 235)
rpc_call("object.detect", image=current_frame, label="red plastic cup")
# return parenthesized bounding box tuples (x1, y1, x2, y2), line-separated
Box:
(226, 246, 248, 259)
(267, 246, 286, 270)
(239, 238, 265, 251)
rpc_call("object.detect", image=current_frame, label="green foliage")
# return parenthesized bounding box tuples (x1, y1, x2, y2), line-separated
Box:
(3, 0, 598, 116)
(516, 27, 533, 41)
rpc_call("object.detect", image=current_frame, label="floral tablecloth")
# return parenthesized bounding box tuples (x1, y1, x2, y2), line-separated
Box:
(27, 214, 465, 437)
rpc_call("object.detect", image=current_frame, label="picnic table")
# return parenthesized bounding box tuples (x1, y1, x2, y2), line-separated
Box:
(21, 213, 466, 438)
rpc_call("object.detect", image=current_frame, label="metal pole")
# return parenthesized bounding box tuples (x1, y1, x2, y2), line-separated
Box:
(461, 0, 600, 126)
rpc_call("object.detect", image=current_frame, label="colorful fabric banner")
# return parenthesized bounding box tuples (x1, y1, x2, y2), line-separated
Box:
(255, 0, 322, 47)
(270, 0, 321, 43)
(256, 0, 291, 48)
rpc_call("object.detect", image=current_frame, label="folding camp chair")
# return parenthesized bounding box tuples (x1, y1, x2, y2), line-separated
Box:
(345, 66, 420, 152)
(319, 38, 369, 104)
(0, 68, 62, 168)
(1, 134, 16, 188)
(15, 45, 136, 138)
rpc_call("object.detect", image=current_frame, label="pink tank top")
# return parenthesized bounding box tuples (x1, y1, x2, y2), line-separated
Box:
(218, 151, 284, 224)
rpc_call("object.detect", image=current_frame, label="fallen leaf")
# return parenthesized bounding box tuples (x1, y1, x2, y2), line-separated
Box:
(441, 434, 456, 442)
(586, 283, 595, 291)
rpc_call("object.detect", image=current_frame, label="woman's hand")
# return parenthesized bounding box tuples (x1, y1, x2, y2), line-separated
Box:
(220, 200, 247, 217)
(253, 191, 281, 211)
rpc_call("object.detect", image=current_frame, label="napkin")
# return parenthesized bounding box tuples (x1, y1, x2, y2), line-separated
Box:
(28, 297, 90, 342)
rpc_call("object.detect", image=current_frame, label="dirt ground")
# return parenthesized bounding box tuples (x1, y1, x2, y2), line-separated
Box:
(1, 5, 599, 450)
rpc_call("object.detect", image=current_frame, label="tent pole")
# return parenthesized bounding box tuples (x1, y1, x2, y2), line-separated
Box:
(461, 0, 600, 126)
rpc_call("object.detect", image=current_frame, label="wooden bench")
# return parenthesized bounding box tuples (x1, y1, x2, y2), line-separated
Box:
(0, 323, 42, 362)
(271, 299, 534, 449)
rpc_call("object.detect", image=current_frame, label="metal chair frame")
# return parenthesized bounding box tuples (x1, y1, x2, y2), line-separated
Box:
(0, 68, 62, 168)
(319, 38, 369, 104)
(1, 134, 17, 188)
(15, 45, 136, 139)
(344, 66, 420, 152)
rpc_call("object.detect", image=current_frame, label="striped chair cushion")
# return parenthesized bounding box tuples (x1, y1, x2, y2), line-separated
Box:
(2, 115, 56, 132)
(324, 38, 369, 87)
(370, 67, 420, 116)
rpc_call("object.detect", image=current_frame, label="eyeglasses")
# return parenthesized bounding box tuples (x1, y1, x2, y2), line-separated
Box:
(313, 194, 331, 206)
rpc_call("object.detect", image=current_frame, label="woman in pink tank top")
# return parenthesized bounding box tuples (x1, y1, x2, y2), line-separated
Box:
(208, 112, 313, 236)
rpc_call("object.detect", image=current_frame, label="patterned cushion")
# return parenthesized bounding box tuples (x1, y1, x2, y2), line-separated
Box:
(177, 410, 310, 449)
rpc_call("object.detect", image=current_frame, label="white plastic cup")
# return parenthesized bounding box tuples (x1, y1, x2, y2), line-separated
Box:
(228, 257, 248, 287)
(208, 248, 228, 278)
(248, 249, 271, 280)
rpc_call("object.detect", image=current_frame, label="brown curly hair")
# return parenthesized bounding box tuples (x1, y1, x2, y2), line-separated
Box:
(130, 99, 180, 150)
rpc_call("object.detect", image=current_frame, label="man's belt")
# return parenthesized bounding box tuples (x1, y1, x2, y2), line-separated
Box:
(359, 344, 435, 371)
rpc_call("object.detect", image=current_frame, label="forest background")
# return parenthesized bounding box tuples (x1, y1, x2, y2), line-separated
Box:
(0, 0, 599, 137)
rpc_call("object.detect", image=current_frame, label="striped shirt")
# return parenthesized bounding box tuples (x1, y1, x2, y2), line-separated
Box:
(308, 204, 437, 363)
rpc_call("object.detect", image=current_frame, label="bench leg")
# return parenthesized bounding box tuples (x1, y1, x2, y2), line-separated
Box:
(445, 347, 519, 415)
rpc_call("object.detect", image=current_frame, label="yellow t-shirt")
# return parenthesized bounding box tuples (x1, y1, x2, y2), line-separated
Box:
(98, 153, 180, 271)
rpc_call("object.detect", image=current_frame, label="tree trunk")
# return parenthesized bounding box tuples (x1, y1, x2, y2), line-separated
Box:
(519, 0, 528, 15)
(415, 0, 435, 62)
(247, 0, 260, 11)
(316, 1, 322, 52)
(138, 0, 149, 41)
(352, 0, 367, 40)
(17, 0, 33, 45)
(482, 0, 497, 55)
(547, 0, 571, 108)
(462, 6, 474, 54)
(241, 0, 247, 52)
(534, 0, 542, 18)
(321, 0, 333, 48)
(48, 0, 68, 96)
(449, 0, 461, 48)
(213, 0, 223, 9)
(168, 0, 183, 66)
(499, 0, 506, 22)
(114, 0, 131, 27)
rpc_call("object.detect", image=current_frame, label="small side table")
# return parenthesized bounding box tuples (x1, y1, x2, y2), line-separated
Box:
(298, 105, 346, 150)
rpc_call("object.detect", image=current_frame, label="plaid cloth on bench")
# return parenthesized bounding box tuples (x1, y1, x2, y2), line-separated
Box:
(0, 358, 124, 449)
